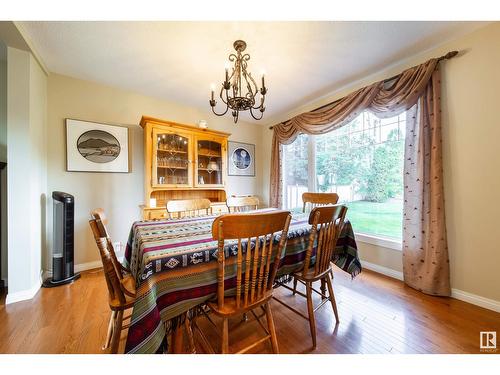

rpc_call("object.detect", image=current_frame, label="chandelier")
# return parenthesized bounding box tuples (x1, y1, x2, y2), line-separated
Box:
(209, 40, 267, 123)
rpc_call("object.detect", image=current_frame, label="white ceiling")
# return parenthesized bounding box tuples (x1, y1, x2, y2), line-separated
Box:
(20, 21, 487, 122)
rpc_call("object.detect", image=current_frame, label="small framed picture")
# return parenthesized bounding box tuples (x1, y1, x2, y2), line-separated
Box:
(66, 119, 130, 173)
(228, 141, 255, 176)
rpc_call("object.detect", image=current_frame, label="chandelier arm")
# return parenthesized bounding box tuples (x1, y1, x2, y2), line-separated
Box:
(227, 69, 236, 86)
(219, 85, 229, 105)
(251, 93, 265, 110)
(246, 73, 259, 100)
(249, 107, 264, 121)
(211, 103, 229, 117)
(232, 58, 239, 97)
(243, 72, 255, 101)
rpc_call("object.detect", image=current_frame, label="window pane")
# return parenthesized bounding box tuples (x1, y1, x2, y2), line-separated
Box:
(314, 112, 404, 240)
(381, 122, 399, 142)
(349, 116, 363, 132)
(282, 134, 309, 212)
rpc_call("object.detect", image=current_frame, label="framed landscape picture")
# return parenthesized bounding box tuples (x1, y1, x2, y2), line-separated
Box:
(66, 119, 130, 172)
(228, 141, 255, 176)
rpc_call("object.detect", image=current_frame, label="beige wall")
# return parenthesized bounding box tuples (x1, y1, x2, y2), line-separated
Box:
(261, 22, 500, 302)
(46, 73, 265, 269)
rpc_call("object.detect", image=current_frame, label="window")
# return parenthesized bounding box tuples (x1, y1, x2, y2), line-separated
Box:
(282, 111, 406, 241)
(282, 134, 310, 211)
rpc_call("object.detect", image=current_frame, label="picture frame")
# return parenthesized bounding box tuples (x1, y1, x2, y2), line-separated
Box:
(66, 118, 130, 173)
(227, 141, 255, 176)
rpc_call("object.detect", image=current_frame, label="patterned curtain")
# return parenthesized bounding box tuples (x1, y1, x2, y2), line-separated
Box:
(403, 69, 450, 296)
(269, 56, 452, 296)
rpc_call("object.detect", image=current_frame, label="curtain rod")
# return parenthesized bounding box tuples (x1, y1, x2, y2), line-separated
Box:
(268, 50, 458, 130)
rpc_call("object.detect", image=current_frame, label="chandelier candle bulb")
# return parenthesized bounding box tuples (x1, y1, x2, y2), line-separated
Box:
(224, 63, 229, 82)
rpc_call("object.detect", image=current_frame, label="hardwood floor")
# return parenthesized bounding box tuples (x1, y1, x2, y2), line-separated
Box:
(0, 268, 499, 354)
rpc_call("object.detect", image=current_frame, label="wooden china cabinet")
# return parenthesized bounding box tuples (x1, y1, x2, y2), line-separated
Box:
(140, 116, 230, 220)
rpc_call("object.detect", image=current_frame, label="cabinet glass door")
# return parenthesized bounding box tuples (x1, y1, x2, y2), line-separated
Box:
(195, 138, 224, 187)
(153, 129, 192, 187)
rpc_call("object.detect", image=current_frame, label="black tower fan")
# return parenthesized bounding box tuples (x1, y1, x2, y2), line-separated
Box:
(43, 191, 80, 287)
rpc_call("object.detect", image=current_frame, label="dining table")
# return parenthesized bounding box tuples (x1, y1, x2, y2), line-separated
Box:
(122, 208, 362, 354)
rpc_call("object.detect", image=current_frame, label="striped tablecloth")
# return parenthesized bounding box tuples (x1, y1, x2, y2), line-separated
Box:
(123, 209, 361, 354)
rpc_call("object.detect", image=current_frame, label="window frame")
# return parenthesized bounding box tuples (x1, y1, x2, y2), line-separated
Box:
(282, 112, 405, 249)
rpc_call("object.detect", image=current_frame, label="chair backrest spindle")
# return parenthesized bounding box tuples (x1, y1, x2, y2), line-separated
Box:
(302, 205, 347, 278)
(212, 210, 291, 310)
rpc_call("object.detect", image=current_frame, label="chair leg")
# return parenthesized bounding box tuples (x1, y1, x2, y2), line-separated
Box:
(102, 310, 116, 350)
(264, 302, 279, 354)
(292, 277, 298, 295)
(110, 310, 124, 354)
(221, 318, 229, 354)
(320, 279, 327, 300)
(325, 274, 339, 323)
(305, 282, 317, 349)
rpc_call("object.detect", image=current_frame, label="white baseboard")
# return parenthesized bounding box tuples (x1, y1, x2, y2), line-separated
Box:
(451, 289, 500, 313)
(43, 260, 103, 280)
(361, 260, 404, 281)
(361, 260, 500, 313)
(5, 280, 41, 305)
(75, 260, 102, 273)
(6, 259, 104, 305)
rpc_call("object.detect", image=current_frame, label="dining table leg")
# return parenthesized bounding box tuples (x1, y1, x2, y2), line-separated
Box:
(169, 315, 185, 353)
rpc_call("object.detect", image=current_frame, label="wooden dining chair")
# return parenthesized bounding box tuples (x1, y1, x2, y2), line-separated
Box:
(90, 208, 130, 276)
(273, 205, 347, 349)
(192, 210, 292, 354)
(302, 192, 339, 213)
(166, 198, 212, 219)
(300, 194, 339, 296)
(89, 218, 136, 354)
(90, 209, 135, 351)
(226, 195, 259, 213)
